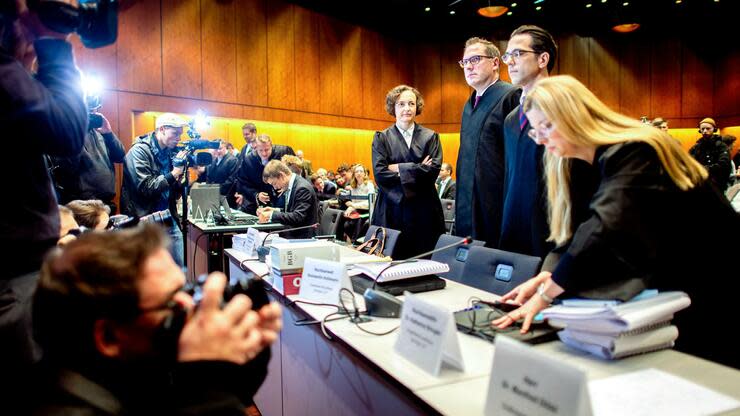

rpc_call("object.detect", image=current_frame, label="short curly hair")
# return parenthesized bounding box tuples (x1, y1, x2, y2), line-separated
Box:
(385, 85, 424, 117)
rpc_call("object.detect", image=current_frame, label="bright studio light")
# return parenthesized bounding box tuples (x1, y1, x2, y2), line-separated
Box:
(81, 73, 103, 96)
(193, 109, 210, 131)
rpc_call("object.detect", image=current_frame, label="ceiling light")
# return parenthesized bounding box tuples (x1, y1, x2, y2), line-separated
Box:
(535, 5, 542, 10)
(478, 5, 509, 17)
(425, 6, 431, 11)
(601, 0, 607, 2)
(511, 2, 517, 6)
(507, 11, 513, 15)
(675, 0, 681, 3)
(586, 3, 592, 7)
(450, 10, 456, 14)
(612, 23, 639, 32)
(622, 1, 629, 5)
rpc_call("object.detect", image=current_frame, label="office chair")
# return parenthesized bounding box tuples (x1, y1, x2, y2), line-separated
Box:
(430, 234, 485, 282)
(318, 208, 344, 239)
(363, 225, 401, 258)
(440, 199, 455, 234)
(461, 246, 542, 296)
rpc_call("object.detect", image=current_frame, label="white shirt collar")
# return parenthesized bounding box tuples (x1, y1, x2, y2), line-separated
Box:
(396, 122, 415, 148)
(476, 78, 498, 98)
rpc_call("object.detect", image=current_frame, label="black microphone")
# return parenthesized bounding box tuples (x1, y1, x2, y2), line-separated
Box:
(256, 223, 320, 261)
(362, 236, 472, 318)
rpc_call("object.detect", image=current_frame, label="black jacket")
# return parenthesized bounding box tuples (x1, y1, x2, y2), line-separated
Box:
(1, 39, 87, 277)
(51, 129, 125, 205)
(234, 144, 294, 214)
(436, 178, 456, 200)
(121, 132, 182, 218)
(271, 174, 318, 239)
(201, 152, 239, 196)
(552, 142, 740, 367)
(689, 134, 732, 191)
(455, 81, 521, 246)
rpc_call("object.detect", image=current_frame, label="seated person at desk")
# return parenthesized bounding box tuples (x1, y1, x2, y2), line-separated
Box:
(492, 76, 740, 368)
(343, 164, 376, 241)
(33, 224, 282, 413)
(310, 173, 337, 201)
(257, 160, 318, 239)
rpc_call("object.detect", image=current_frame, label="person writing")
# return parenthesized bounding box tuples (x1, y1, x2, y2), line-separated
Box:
(492, 75, 740, 368)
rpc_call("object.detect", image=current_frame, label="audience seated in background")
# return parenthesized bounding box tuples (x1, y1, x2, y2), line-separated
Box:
(342, 164, 376, 242)
(32, 224, 282, 414)
(310, 173, 337, 200)
(436, 163, 456, 200)
(335, 163, 352, 189)
(651, 117, 669, 132)
(58, 206, 80, 247)
(690, 117, 733, 191)
(492, 75, 740, 369)
(66, 199, 111, 231)
(296, 150, 313, 176)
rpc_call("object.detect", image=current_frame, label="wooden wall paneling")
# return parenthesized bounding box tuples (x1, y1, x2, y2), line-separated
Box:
(341, 25, 364, 118)
(201, 0, 237, 103)
(379, 34, 407, 105)
(266, 0, 296, 110)
(558, 34, 590, 87)
(413, 43, 442, 125)
(650, 37, 682, 119)
(440, 42, 469, 125)
(618, 35, 651, 118)
(681, 44, 714, 119)
(235, 0, 268, 106)
(161, 0, 202, 99)
(496, 40, 511, 83)
(72, 39, 118, 90)
(117, 0, 162, 94)
(714, 49, 740, 118)
(318, 15, 343, 115)
(361, 30, 385, 120)
(294, 7, 321, 113)
(588, 37, 621, 110)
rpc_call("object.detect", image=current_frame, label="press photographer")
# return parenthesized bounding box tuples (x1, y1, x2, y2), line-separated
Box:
(0, 0, 117, 410)
(32, 224, 282, 414)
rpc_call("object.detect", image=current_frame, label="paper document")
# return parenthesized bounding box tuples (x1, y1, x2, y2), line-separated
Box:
(589, 369, 740, 416)
(559, 324, 678, 360)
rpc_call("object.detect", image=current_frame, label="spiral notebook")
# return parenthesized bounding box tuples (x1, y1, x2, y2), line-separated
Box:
(558, 321, 679, 359)
(352, 260, 450, 282)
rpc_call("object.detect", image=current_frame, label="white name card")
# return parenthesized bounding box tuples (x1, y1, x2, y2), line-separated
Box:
(485, 336, 592, 416)
(298, 257, 351, 305)
(394, 292, 464, 376)
(242, 227, 261, 257)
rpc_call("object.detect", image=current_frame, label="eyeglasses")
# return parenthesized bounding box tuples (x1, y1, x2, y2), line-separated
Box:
(501, 49, 538, 64)
(458, 55, 494, 68)
(527, 121, 555, 142)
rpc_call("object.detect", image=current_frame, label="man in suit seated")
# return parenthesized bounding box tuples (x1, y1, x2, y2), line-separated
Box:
(198, 139, 239, 206)
(257, 161, 318, 239)
(234, 134, 295, 214)
(436, 163, 456, 200)
(310, 173, 337, 200)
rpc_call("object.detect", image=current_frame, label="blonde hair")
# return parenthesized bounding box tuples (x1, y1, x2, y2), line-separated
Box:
(350, 164, 369, 189)
(523, 75, 708, 245)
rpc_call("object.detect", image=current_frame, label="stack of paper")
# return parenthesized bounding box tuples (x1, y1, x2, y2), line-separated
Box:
(352, 259, 449, 282)
(541, 291, 690, 360)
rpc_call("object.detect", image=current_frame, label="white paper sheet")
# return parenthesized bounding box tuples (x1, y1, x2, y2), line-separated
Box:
(589, 369, 740, 416)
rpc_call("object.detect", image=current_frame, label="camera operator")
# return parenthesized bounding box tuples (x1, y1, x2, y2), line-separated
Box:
(121, 113, 189, 266)
(50, 93, 125, 213)
(0, 0, 88, 408)
(32, 224, 282, 415)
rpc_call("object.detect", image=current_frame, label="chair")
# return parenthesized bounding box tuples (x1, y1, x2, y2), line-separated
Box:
(430, 234, 486, 282)
(318, 208, 344, 239)
(318, 200, 331, 222)
(440, 199, 455, 234)
(363, 225, 401, 258)
(460, 246, 542, 296)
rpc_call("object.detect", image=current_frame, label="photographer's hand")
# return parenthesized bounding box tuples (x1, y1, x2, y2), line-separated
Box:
(178, 273, 265, 364)
(94, 112, 112, 134)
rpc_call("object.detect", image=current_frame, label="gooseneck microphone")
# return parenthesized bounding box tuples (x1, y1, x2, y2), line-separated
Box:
(256, 223, 320, 261)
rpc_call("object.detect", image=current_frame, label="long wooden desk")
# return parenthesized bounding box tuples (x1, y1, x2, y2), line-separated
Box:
(225, 248, 740, 416)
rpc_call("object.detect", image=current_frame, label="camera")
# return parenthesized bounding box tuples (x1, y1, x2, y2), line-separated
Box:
(172, 140, 219, 168)
(108, 209, 176, 230)
(185, 274, 270, 311)
(28, 0, 118, 49)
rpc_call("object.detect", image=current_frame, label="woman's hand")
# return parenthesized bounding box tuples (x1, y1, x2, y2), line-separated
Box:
(388, 164, 399, 172)
(421, 156, 433, 166)
(491, 271, 559, 333)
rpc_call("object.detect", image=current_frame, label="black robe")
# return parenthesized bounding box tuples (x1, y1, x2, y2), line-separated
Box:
(371, 124, 445, 259)
(455, 81, 520, 246)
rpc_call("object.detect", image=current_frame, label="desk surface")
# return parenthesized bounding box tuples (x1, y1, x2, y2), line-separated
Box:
(189, 218, 283, 233)
(225, 248, 740, 415)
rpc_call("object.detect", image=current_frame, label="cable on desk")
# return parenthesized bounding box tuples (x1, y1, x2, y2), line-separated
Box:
(338, 288, 399, 337)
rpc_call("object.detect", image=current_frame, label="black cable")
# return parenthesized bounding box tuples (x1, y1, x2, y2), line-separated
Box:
(338, 288, 399, 336)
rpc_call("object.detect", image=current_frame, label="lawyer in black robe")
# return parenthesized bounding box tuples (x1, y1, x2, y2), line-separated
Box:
(372, 124, 445, 259)
(455, 81, 520, 245)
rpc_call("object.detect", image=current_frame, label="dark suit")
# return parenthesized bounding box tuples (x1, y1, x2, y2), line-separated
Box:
(455, 81, 521, 247)
(315, 180, 337, 201)
(271, 174, 318, 239)
(436, 178, 456, 200)
(202, 153, 238, 197)
(235, 144, 294, 214)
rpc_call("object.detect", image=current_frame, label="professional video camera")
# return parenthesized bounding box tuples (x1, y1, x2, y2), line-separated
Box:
(28, 0, 118, 48)
(108, 209, 176, 230)
(173, 139, 220, 168)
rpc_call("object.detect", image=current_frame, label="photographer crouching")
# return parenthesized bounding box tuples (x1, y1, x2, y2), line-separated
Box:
(121, 113, 190, 266)
(32, 224, 282, 414)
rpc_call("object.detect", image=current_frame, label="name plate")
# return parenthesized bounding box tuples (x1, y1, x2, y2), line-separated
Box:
(243, 227, 261, 257)
(298, 258, 351, 305)
(394, 293, 464, 376)
(485, 336, 592, 416)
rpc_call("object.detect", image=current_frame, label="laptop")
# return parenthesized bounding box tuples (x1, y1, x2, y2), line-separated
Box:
(190, 185, 220, 221)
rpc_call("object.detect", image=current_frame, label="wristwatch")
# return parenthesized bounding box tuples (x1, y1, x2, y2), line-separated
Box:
(537, 283, 554, 304)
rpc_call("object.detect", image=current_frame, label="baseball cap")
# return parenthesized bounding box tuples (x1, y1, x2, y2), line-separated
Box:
(155, 113, 187, 129)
